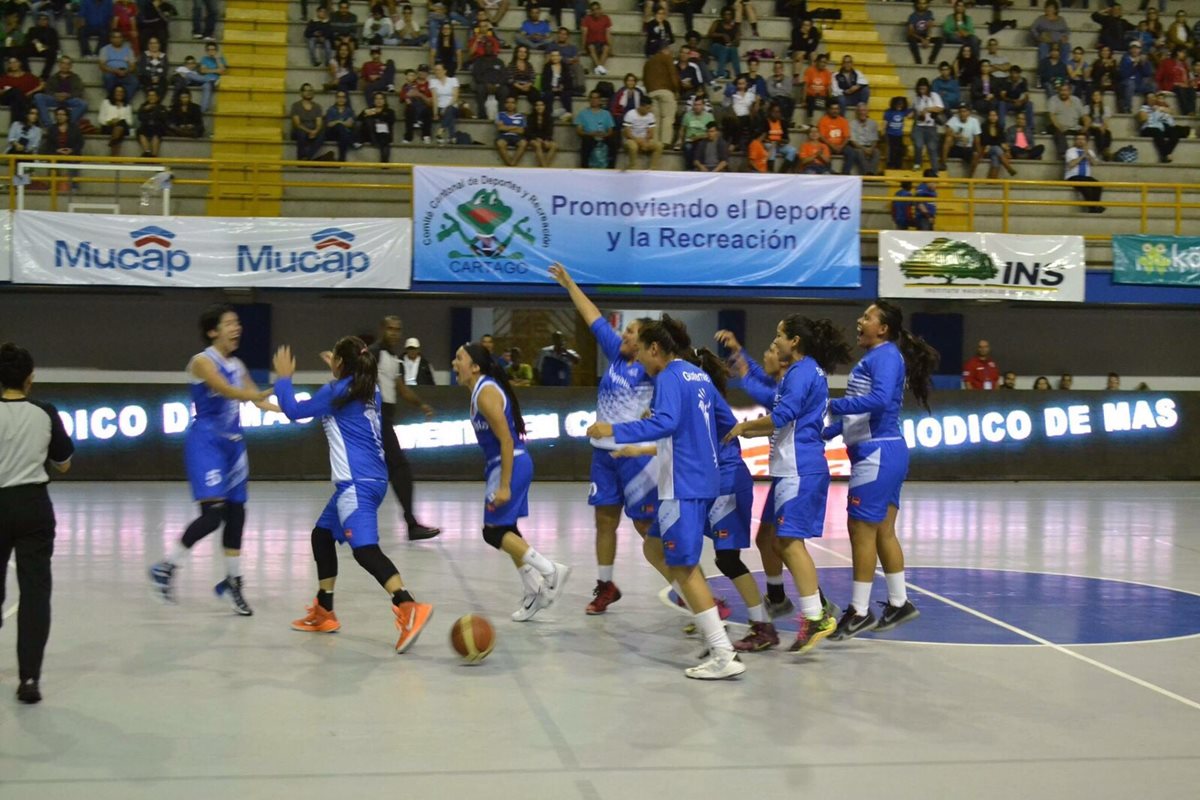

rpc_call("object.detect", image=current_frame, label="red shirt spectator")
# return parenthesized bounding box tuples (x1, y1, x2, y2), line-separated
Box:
(581, 10, 612, 47)
(962, 339, 1000, 389)
(1155, 50, 1189, 92)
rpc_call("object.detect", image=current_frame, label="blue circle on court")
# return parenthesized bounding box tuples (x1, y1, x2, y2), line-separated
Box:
(692, 567, 1200, 645)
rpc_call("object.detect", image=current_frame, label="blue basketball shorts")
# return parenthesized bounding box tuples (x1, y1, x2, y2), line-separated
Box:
(484, 450, 533, 527)
(847, 438, 909, 523)
(588, 448, 658, 520)
(317, 480, 387, 548)
(772, 472, 832, 539)
(706, 482, 753, 551)
(650, 497, 711, 567)
(185, 427, 248, 503)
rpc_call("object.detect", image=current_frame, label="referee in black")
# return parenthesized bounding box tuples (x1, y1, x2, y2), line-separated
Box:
(0, 342, 73, 704)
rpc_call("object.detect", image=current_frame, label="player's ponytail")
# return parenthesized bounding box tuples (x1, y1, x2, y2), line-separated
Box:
(781, 314, 853, 375)
(638, 314, 692, 357)
(464, 341, 526, 437)
(694, 347, 729, 396)
(332, 335, 378, 408)
(874, 300, 940, 411)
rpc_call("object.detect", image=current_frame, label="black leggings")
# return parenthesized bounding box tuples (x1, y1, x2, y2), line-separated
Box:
(381, 404, 418, 527)
(0, 485, 56, 682)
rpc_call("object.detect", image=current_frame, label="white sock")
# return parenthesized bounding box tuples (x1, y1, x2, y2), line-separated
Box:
(521, 547, 555, 578)
(671, 581, 692, 612)
(885, 571, 908, 607)
(765, 573, 784, 587)
(851, 581, 873, 616)
(224, 555, 241, 578)
(598, 564, 614, 582)
(695, 605, 732, 652)
(746, 603, 767, 623)
(518, 564, 540, 594)
(799, 592, 822, 620)
(167, 542, 191, 566)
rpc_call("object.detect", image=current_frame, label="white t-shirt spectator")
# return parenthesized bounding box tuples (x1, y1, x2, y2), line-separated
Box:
(730, 87, 758, 117)
(623, 108, 656, 140)
(429, 76, 459, 111)
(1064, 145, 1098, 179)
(946, 115, 981, 148)
(913, 92, 943, 127)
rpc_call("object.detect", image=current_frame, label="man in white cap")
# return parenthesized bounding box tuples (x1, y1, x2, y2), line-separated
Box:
(402, 337, 435, 386)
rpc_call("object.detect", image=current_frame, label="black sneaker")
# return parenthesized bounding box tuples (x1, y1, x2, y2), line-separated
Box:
(830, 608, 878, 641)
(215, 576, 253, 616)
(16, 679, 41, 704)
(875, 600, 920, 632)
(149, 561, 176, 603)
(819, 588, 842, 622)
(407, 524, 441, 541)
(764, 596, 795, 619)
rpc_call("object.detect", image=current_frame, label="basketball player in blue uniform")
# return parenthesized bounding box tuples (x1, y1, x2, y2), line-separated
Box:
(454, 342, 570, 622)
(275, 338, 433, 653)
(150, 305, 275, 614)
(823, 301, 939, 639)
(727, 315, 852, 654)
(548, 263, 662, 615)
(589, 316, 744, 681)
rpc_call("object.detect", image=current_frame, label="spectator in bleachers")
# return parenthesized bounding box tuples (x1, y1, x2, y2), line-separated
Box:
(801, 52, 831, 120)
(363, 5, 395, 46)
(536, 332, 580, 386)
(707, 7, 741, 80)
(1156, 45, 1194, 117)
(932, 60, 961, 110)
(1048, 82, 1085, 158)
(845, 103, 880, 175)
(1118, 40, 1154, 112)
(984, 38, 1010, 73)
(35, 55, 84, 127)
(361, 46, 396, 104)
(330, 1, 359, 49)
(0, 11, 24, 64)
(399, 67, 432, 142)
(1066, 46, 1089, 99)
(883, 96, 911, 169)
(581, 3, 612, 76)
(1000, 372, 1017, 390)
(953, 43, 981, 92)
(971, 59, 1001, 117)
(1032, 376, 1051, 390)
(892, 179, 935, 230)
(763, 102, 797, 171)
(195, 41, 227, 110)
(99, 83, 132, 155)
(833, 55, 869, 115)
(1064, 132, 1104, 213)
(911, 77, 944, 172)
(357, 91, 395, 161)
(724, 74, 758, 149)
(191, 0, 217, 42)
(516, 5, 554, 52)
(737, 56, 767, 99)
(549, 26, 584, 92)
(6, 107, 42, 155)
(494, 93, 527, 165)
(817, 101, 849, 160)
(504, 44, 538, 109)
(942, 103, 982, 177)
(542, 47, 574, 120)
(466, 20, 504, 118)
(112, 0, 139, 55)
(506, 347, 533, 387)
(763, 58, 791, 125)
(1129, 19, 1154, 54)
(324, 89, 356, 160)
(41, 105, 82, 156)
(432, 19, 463, 73)
(1007, 111, 1045, 160)
(679, 95, 711, 169)
(1165, 10, 1190, 51)
(1083, 90, 1112, 160)
(77, 0, 112, 58)
(942, 1, 980, 56)
(1058, 373, 1073, 390)
(798, 125, 831, 173)
(1092, 5, 1135, 55)
(305, 7, 334, 68)
(478, 0, 509, 27)
(1138, 91, 1189, 163)
(290, 83, 326, 160)
(99, 30, 137, 98)
(693, 120, 729, 171)
(999, 65, 1033, 139)
(25, 13, 58, 80)
(981, 109, 1016, 177)
(1090, 44, 1119, 95)
(325, 41, 357, 92)
(135, 86, 167, 157)
(392, 5, 428, 46)
(643, 6, 673, 58)
(790, 14, 820, 68)
(137, 36, 169, 99)
(622, 95, 662, 169)
(1031, 2, 1069, 65)
(1038, 42, 1069, 96)
(907, 0, 942, 66)
(1106, 373, 1121, 390)
(962, 340, 999, 390)
(526, 97, 558, 167)
(0, 57, 42, 122)
(166, 88, 203, 137)
(138, 0, 174, 54)
(644, 42, 678, 147)
(728, 0, 759, 38)
(429, 61, 460, 144)
(576, 89, 616, 168)
(1144, 8, 1164, 42)
(611, 71, 645, 119)
(680, 47, 709, 101)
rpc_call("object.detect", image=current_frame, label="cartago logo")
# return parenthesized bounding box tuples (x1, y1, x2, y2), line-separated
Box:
(236, 227, 370, 279)
(54, 224, 191, 276)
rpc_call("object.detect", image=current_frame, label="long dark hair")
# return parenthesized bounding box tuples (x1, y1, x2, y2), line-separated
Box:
(694, 347, 729, 396)
(637, 314, 691, 357)
(780, 314, 853, 374)
(873, 300, 940, 411)
(331, 335, 378, 407)
(464, 341, 526, 437)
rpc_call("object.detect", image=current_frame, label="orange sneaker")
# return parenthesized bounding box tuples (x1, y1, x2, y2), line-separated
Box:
(291, 599, 341, 633)
(393, 601, 433, 654)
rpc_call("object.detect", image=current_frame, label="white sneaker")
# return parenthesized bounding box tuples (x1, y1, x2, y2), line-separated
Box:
(512, 590, 541, 621)
(537, 563, 572, 610)
(595, 65, 607, 76)
(685, 648, 746, 680)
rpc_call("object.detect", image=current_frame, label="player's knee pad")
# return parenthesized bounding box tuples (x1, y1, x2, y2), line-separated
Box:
(351, 544, 399, 587)
(311, 527, 339, 580)
(181, 501, 225, 547)
(221, 502, 245, 551)
(714, 549, 750, 581)
(481, 525, 513, 550)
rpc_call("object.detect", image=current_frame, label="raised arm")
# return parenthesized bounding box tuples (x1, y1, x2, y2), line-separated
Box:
(191, 353, 272, 403)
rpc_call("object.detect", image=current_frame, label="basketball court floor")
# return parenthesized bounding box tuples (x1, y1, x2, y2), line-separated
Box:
(2, 480, 1198, 799)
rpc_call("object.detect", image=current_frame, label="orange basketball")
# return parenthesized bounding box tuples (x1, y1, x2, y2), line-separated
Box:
(450, 614, 495, 664)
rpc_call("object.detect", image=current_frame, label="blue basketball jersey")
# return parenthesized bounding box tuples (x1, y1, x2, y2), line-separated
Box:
(470, 377, 524, 462)
(275, 376, 387, 484)
(770, 357, 831, 477)
(589, 317, 654, 449)
(188, 347, 247, 438)
(830, 341, 905, 445)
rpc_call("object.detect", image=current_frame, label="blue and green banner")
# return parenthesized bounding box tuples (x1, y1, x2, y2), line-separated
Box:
(1112, 235, 1200, 286)
(412, 166, 861, 288)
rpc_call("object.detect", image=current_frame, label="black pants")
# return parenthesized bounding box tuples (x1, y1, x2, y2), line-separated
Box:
(380, 403, 418, 527)
(580, 133, 618, 168)
(1067, 174, 1103, 212)
(1141, 126, 1188, 163)
(0, 485, 56, 682)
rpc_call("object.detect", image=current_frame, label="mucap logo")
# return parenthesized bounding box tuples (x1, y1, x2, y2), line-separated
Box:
(130, 225, 176, 248)
(311, 228, 356, 251)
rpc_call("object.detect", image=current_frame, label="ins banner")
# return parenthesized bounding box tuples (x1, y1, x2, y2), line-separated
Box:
(412, 166, 861, 288)
(11, 211, 412, 289)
